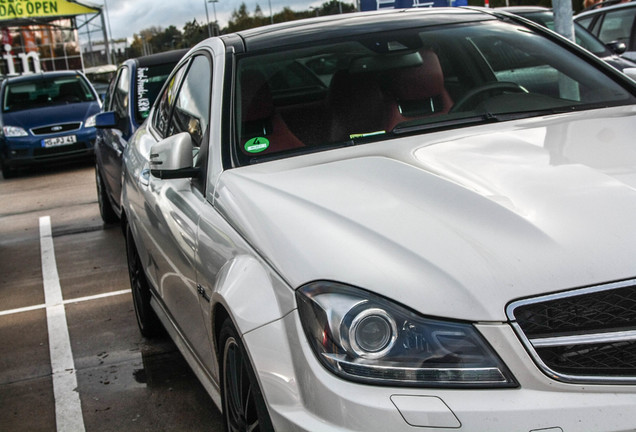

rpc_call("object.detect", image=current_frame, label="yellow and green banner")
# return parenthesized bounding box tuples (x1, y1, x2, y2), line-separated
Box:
(0, 0, 99, 21)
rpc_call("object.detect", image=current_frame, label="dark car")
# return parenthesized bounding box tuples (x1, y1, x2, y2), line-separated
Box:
(501, 6, 636, 70)
(576, 1, 636, 63)
(0, 71, 101, 178)
(94, 49, 187, 223)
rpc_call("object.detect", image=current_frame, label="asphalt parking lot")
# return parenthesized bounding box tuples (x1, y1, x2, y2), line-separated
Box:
(0, 163, 224, 431)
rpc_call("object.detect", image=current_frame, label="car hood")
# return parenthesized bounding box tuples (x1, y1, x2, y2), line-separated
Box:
(2, 102, 100, 128)
(602, 54, 636, 71)
(215, 106, 636, 321)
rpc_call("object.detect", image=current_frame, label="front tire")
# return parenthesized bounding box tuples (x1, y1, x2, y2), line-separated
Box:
(220, 318, 274, 432)
(1, 158, 17, 179)
(126, 225, 162, 337)
(96, 165, 118, 224)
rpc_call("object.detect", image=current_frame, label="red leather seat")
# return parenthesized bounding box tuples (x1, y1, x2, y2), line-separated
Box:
(385, 50, 453, 130)
(326, 70, 390, 143)
(240, 70, 304, 155)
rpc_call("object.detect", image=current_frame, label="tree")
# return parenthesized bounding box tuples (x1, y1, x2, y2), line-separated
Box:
(153, 25, 181, 51)
(181, 19, 207, 48)
(316, 0, 356, 15)
(129, 26, 165, 57)
(226, 3, 261, 32)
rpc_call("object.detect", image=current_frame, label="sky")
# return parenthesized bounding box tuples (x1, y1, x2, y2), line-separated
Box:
(99, 0, 325, 41)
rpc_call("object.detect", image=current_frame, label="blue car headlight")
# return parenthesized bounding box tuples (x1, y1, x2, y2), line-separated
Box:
(84, 114, 97, 128)
(3, 126, 28, 137)
(297, 281, 517, 388)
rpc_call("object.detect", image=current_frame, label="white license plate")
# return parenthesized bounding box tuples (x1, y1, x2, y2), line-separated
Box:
(42, 135, 77, 148)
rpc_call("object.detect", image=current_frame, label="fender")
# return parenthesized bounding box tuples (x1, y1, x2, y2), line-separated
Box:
(209, 254, 296, 340)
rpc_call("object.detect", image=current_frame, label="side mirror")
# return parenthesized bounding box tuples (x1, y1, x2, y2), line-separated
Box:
(622, 67, 636, 82)
(149, 132, 199, 179)
(95, 111, 118, 129)
(606, 41, 627, 54)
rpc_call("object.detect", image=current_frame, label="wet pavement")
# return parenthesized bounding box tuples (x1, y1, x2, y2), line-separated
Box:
(0, 163, 224, 431)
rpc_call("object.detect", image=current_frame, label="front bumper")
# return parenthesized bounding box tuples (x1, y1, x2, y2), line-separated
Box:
(244, 312, 636, 432)
(1, 128, 96, 168)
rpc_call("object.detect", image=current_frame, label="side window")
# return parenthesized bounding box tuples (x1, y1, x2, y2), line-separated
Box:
(598, 8, 636, 45)
(112, 66, 129, 121)
(576, 16, 595, 32)
(167, 55, 212, 151)
(103, 68, 123, 111)
(153, 64, 187, 138)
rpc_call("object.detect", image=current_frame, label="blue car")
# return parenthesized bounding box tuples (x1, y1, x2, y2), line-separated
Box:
(0, 71, 101, 178)
(94, 49, 187, 223)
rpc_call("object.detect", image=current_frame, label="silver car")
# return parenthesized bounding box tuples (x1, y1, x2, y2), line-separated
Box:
(121, 8, 636, 431)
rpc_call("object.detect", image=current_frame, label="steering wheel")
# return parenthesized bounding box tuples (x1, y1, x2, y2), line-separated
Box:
(450, 81, 528, 113)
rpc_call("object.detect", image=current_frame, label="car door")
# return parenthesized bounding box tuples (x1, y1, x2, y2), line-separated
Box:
(144, 53, 216, 369)
(100, 65, 132, 209)
(586, 7, 636, 62)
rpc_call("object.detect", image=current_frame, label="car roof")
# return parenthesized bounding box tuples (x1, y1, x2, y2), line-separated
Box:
(226, 8, 498, 52)
(4, 70, 85, 85)
(577, 0, 636, 18)
(497, 6, 551, 13)
(133, 48, 189, 68)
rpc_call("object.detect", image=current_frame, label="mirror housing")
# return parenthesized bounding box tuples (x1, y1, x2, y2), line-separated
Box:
(149, 132, 199, 179)
(606, 41, 627, 55)
(95, 111, 118, 129)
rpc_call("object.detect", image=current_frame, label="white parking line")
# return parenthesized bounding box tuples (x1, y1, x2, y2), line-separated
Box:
(0, 289, 132, 317)
(39, 215, 86, 432)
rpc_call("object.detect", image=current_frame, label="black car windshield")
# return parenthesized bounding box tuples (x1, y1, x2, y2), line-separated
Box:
(3, 75, 96, 112)
(134, 63, 180, 124)
(234, 20, 636, 165)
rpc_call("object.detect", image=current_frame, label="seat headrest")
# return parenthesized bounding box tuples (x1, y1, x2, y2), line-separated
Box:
(389, 50, 445, 101)
(240, 69, 275, 122)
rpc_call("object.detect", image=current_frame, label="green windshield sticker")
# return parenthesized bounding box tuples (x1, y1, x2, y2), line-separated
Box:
(245, 137, 270, 153)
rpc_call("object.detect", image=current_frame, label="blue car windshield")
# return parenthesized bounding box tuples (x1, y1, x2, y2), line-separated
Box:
(3, 75, 96, 113)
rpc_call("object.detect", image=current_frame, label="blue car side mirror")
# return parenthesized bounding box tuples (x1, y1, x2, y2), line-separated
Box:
(95, 111, 118, 129)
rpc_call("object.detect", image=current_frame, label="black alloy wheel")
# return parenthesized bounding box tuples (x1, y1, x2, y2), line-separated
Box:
(126, 225, 162, 337)
(220, 318, 274, 432)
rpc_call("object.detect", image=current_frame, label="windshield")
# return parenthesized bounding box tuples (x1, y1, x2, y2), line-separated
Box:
(234, 20, 635, 164)
(3, 75, 96, 112)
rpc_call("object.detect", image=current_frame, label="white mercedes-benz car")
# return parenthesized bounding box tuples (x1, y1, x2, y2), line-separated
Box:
(120, 8, 636, 431)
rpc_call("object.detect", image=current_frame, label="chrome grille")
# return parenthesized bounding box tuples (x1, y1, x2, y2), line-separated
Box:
(31, 122, 81, 135)
(507, 279, 636, 384)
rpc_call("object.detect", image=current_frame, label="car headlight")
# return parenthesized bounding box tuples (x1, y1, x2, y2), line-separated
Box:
(3, 126, 28, 137)
(84, 114, 97, 128)
(297, 281, 517, 388)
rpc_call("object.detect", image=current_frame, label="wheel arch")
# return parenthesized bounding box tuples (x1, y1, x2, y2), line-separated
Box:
(207, 255, 296, 360)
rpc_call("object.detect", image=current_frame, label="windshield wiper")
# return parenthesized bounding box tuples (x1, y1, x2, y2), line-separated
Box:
(392, 113, 501, 135)
(391, 106, 585, 136)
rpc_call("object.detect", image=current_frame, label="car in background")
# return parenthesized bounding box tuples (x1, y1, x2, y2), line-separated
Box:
(121, 8, 636, 431)
(94, 49, 187, 223)
(0, 71, 101, 179)
(84, 64, 117, 100)
(500, 6, 636, 70)
(576, 0, 636, 62)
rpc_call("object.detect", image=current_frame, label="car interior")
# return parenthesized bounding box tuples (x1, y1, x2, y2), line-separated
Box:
(235, 21, 635, 163)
